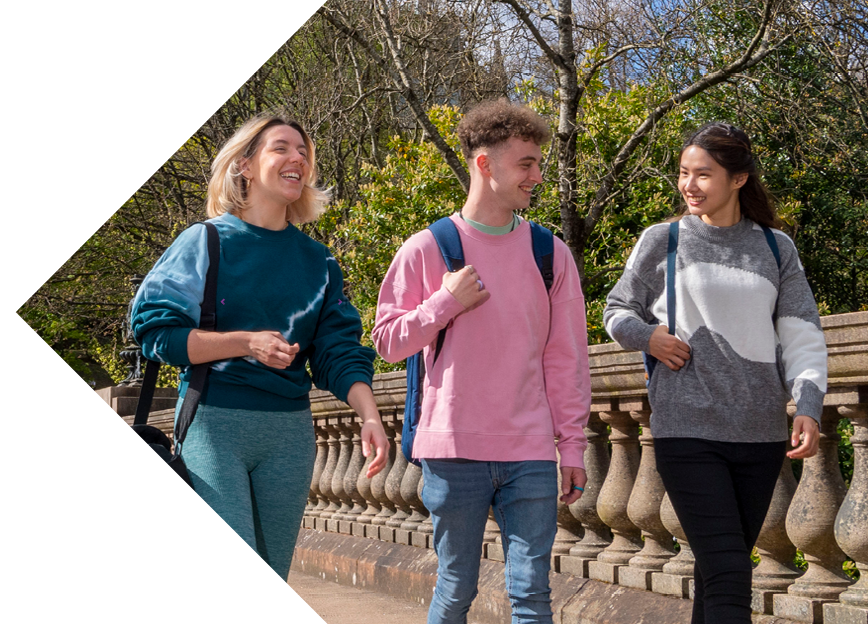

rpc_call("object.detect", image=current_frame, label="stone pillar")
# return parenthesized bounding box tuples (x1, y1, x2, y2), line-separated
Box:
(775, 407, 853, 622)
(398, 462, 426, 545)
(354, 422, 383, 537)
(620, 407, 675, 590)
(316, 423, 342, 530)
(561, 410, 612, 578)
(482, 510, 502, 560)
(552, 450, 584, 572)
(825, 405, 868, 624)
(589, 409, 642, 584)
(751, 442, 801, 614)
(305, 422, 330, 525)
(415, 473, 434, 549)
(341, 421, 367, 535)
(652, 492, 695, 599)
(384, 427, 412, 542)
(329, 420, 355, 532)
(369, 418, 398, 535)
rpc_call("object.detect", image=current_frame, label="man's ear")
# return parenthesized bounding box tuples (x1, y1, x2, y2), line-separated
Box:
(475, 152, 492, 177)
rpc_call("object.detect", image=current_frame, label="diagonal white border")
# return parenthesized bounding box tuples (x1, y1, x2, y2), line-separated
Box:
(1, 1, 326, 621)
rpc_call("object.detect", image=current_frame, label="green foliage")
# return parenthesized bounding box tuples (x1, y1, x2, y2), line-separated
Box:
(313, 106, 466, 372)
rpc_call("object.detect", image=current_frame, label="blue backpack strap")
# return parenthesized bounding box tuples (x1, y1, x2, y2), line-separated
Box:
(666, 221, 679, 335)
(644, 221, 679, 386)
(428, 217, 465, 364)
(428, 217, 465, 273)
(761, 225, 781, 322)
(529, 221, 555, 291)
(761, 225, 781, 269)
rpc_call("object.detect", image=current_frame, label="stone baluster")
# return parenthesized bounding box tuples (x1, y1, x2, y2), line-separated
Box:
(306, 422, 330, 522)
(398, 462, 427, 545)
(562, 410, 612, 578)
(483, 510, 501, 560)
(751, 436, 801, 615)
(342, 421, 369, 536)
(317, 423, 342, 528)
(416, 473, 434, 548)
(589, 408, 642, 584)
(367, 418, 397, 537)
(385, 428, 412, 541)
(552, 449, 584, 569)
(825, 404, 868, 624)
(329, 420, 355, 531)
(775, 406, 853, 622)
(621, 407, 675, 590)
(652, 492, 695, 599)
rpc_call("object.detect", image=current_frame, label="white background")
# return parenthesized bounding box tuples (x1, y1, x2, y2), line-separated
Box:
(1, 2, 327, 621)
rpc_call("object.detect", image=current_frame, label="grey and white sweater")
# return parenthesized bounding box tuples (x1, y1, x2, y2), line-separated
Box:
(604, 215, 827, 443)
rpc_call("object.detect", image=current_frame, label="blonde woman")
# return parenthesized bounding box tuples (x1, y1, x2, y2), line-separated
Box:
(131, 115, 389, 579)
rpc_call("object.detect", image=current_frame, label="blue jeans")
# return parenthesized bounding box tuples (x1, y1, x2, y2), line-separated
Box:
(420, 459, 558, 624)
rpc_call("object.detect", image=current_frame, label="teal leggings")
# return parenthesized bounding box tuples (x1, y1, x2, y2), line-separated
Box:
(176, 399, 315, 579)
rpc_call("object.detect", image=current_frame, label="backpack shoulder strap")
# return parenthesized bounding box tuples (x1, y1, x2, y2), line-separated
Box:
(760, 225, 781, 322)
(760, 225, 781, 270)
(134, 221, 219, 428)
(528, 221, 555, 292)
(174, 221, 220, 450)
(427, 217, 465, 364)
(666, 221, 679, 335)
(428, 217, 465, 272)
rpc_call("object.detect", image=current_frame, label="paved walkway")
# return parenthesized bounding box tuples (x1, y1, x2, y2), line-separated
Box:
(287, 570, 430, 624)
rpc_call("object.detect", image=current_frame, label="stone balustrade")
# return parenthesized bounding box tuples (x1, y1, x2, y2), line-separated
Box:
(302, 312, 868, 624)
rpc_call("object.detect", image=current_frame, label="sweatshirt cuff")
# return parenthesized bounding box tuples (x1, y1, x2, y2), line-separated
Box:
(141, 326, 193, 366)
(556, 444, 586, 471)
(423, 285, 468, 327)
(791, 378, 825, 425)
(612, 317, 659, 354)
(332, 372, 374, 405)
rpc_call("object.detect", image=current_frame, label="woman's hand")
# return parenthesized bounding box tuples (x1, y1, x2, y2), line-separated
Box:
(787, 415, 820, 459)
(347, 382, 391, 478)
(648, 324, 691, 371)
(361, 421, 390, 478)
(247, 331, 299, 369)
(187, 328, 297, 367)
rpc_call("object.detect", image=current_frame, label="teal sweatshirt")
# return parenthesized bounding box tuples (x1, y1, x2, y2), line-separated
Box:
(131, 212, 375, 412)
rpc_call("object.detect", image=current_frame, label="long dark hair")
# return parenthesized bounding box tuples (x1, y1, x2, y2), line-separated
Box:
(679, 122, 779, 228)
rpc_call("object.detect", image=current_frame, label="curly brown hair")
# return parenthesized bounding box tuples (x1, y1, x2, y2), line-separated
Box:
(457, 99, 551, 161)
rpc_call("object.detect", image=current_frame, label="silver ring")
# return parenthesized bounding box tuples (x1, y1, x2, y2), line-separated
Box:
(476, 279, 484, 291)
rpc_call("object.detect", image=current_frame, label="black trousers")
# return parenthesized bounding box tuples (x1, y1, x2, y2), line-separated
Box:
(655, 438, 787, 624)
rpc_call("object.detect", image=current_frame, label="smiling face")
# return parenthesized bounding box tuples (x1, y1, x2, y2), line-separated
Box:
(242, 124, 310, 213)
(678, 145, 747, 227)
(483, 137, 544, 212)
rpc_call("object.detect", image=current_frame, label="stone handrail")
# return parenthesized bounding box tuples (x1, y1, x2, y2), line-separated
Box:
(303, 311, 868, 624)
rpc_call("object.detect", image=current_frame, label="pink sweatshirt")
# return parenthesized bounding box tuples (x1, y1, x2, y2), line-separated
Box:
(373, 214, 591, 468)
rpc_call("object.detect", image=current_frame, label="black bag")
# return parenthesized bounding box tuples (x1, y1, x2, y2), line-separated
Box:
(131, 221, 220, 487)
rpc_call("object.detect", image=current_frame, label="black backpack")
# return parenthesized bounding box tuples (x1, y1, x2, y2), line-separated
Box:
(131, 221, 220, 486)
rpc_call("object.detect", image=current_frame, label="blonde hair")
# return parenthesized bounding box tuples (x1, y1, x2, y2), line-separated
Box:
(206, 114, 330, 224)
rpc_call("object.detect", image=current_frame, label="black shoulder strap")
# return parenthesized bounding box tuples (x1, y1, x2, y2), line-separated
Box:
(133, 222, 219, 446)
(173, 222, 219, 449)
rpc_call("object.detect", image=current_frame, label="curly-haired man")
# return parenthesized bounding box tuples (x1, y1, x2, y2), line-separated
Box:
(373, 99, 591, 624)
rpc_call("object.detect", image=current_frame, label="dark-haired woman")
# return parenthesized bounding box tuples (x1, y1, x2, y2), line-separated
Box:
(603, 122, 827, 624)
(131, 114, 389, 579)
